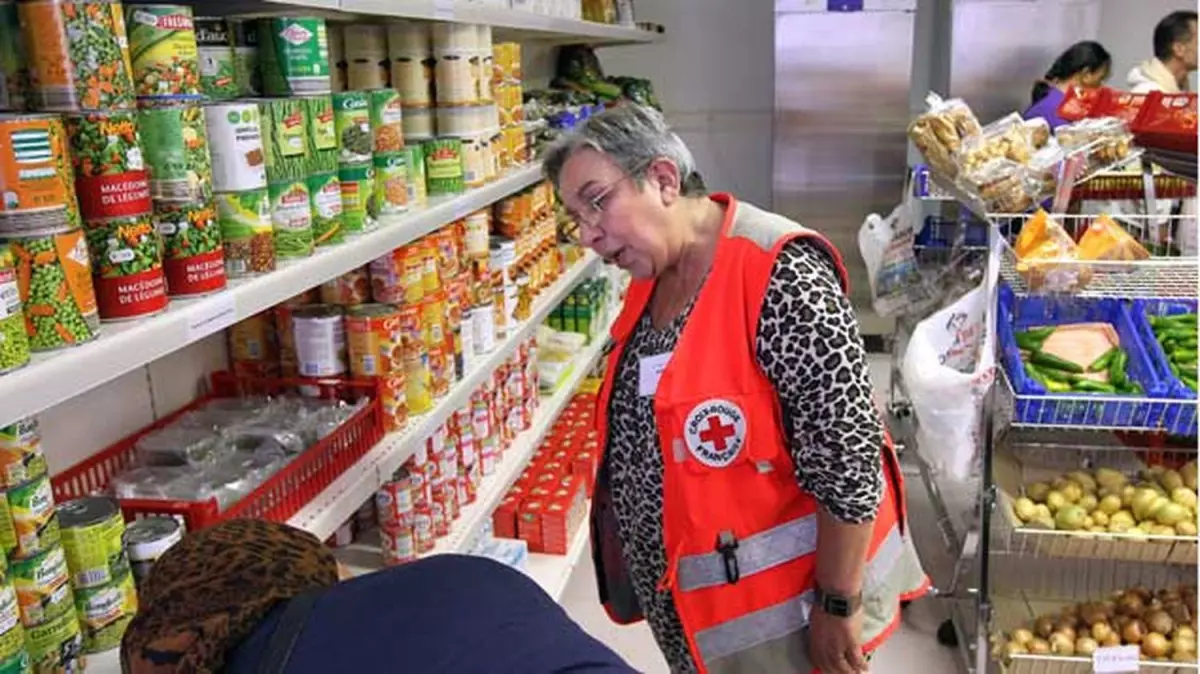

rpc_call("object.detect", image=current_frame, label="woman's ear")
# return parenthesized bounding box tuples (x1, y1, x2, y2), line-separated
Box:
(646, 158, 682, 205)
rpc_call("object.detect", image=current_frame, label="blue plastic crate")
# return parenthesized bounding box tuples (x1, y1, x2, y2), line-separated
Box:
(958, 213, 989, 248)
(999, 286, 1172, 429)
(1132, 298, 1198, 436)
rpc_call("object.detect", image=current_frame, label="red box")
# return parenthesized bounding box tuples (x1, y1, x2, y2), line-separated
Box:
(493, 494, 521, 539)
(540, 499, 571, 555)
(518, 499, 546, 552)
(541, 461, 566, 478)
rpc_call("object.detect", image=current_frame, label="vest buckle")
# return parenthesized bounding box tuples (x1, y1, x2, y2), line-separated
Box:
(716, 530, 740, 584)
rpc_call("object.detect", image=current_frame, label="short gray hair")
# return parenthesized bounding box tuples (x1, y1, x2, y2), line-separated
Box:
(542, 105, 703, 196)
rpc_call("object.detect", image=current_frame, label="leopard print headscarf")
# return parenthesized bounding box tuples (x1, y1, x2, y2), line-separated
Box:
(121, 519, 339, 674)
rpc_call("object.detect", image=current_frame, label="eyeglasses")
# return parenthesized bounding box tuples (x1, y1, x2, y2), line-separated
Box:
(563, 175, 635, 231)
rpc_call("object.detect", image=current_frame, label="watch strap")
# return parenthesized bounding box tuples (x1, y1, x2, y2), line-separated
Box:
(814, 587, 862, 617)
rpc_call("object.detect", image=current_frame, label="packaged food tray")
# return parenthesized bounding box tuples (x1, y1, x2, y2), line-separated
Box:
(999, 286, 1172, 429)
(1133, 298, 1198, 437)
(51, 371, 384, 532)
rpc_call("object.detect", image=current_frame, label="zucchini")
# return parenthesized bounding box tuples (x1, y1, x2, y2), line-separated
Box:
(1108, 350, 1129, 388)
(1127, 382, 1144, 395)
(1072, 379, 1118, 393)
(1087, 347, 1119, 373)
(1044, 379, 1072, 393)
(1031, 351, 1084, 373)
(1015, 332, 1046, 351)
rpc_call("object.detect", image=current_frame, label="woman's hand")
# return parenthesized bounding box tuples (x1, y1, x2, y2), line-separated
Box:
(808, 606, 868, 674)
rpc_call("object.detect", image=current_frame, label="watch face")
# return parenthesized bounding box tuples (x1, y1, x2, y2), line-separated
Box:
(826, 596, 853, 616)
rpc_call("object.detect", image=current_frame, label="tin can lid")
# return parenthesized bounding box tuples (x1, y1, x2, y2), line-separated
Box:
(57, 496, 120, 530)
(123, 517, 183, 561)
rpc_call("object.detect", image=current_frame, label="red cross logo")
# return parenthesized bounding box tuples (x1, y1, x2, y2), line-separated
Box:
(698, 415, 737, 452)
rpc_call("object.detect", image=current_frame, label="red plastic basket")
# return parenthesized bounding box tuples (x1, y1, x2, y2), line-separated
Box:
(51, 371, 384, 532)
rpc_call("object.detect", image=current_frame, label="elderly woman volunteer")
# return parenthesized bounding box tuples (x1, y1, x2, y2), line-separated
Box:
(543, 105, 928, 674)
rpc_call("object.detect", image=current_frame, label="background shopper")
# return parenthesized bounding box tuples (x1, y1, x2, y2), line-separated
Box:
(1024, 41, 1112, 129)
(1128, 10, 1197, 92)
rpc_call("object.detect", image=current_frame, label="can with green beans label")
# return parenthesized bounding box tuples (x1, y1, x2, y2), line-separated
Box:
(154, 199, 225, 296)
(337, 164, 374, 235)
(6, 231, 100, 352)
(11, 545, 70, 627)
(333, 92, 371, 165)
(85, 213, 168, 321)
(0, 245, 30, 375)
(306, 94, 336, 153)
(258, 17, 330, 96)
(268, 180, 314, 260)
(23, 605, 80, 673)
(0, 584, 27, 674)
(405, 143, 426, 207)
(137, 102, 213, 202)
(126, 4, 202, 102)
(0, 2, 29, 111)
(74, 570, 136, 654)
(195, 16, 237, 100)
(230, 19, 260, 97)
(57, 497, 129, 591)
(0, 492, 15, 558)
(308, 171, 342, 247)
(424, 138, 464, 196)
(372, 152, 407, 218)
(216, 188, 273, 277)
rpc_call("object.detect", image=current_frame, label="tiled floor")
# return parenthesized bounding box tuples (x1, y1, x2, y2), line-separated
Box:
(559, 354, 969, 674)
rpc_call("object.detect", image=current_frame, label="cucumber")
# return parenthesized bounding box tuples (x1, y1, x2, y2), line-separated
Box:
(1072, 379, 1118, 393)
(1108, 350, 1128, 388)
(1087, 347, 1119, 373)
(1015, 332, 1046, 351)
(1031, 351, 1084, 373)
(1023, 363, 1047, 387)
(1029, 363, 1073, 383)
(1044, 379, 1072, 393)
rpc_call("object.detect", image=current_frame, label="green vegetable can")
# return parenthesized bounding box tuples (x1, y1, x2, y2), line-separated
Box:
(258, 97, 310, 182)
(22, 606, 79, 673)
(56, 497, 128, 591)
(194, 17, 237, 101)
(6, 474, 59, 560)
(215, 188, 273, 277)
(153, 199, 225, 297)
(257, 17, 330, 96)
(229, 19, 260, 97)
(0, 491, 15, 558)
(73, 570, 135, 654)
(0, 583, 29, 674)
(0, 2, 29, 112)
(84, 213, 168, 321)
(333, 92, 371, 165)
(5, 230, 100, 352)
(63, 111, 152, 224)
(368, 88, 404, 154)
(11, 544, 71, 628)
(125, 4, 202, 103)
(137, 102, 212, 203)
(337, 163, 374, 235)
(0, 245, 30, 374)
(305, 94, 336, 155)
(405, 143, 426, 207)
(372, 152, 408, 218)
(424, 138, 463, 197)
(308, 171, 342, 247)
(268, 180, 314, 260)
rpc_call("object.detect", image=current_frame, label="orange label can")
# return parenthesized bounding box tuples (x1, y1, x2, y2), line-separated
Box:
(345, 303, 402, 378)
(0, 115, 79, 235)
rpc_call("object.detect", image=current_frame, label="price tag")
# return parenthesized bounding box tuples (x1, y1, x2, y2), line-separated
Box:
(185, 293, 237, 342)
(1092, 645, 1140, 673)
(433, 0, 454, 20)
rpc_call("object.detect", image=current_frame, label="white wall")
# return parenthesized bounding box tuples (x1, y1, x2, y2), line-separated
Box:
(1096, 0, 1197, 92)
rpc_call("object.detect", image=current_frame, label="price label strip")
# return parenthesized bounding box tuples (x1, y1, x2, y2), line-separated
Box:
(1093, 645, 1140, 673)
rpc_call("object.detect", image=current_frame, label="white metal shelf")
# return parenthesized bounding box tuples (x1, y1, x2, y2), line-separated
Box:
(289, 251, 602, 541)
(526, 515, 590, 601)
(0, 165, 543, 430)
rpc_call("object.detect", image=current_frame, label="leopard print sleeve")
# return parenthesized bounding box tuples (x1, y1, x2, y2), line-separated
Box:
(754, 238, 884, 524)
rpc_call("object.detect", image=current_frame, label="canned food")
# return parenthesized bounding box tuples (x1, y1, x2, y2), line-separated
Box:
(436, 106, 477, 137)
(0, 492, 14, 558)
(19, 0, 136, 111)
(0, 584, 26, 673)
(332, 92, 370, 166)
(0, 115, 78, 236)
(0, 420, 45, 491)
(375, 480, 413, 530)
(274, 293, 314, 379)
(405, 143, 426, 207)
(138, 102, 212, 203)
(346, 304, 401, 378)
(6, 475, 58, 559)
(372, 152, 408, 218)
(215, 188, 274, 277)
(154, 199, 224, 297)
(84, 212, 168, 321)
(228, 310, 278, 379)
(74, 570, 135, 653)
(380, 525, 415, 567)
(23, 604, 80, 673)
(368, 88, 404, 154)
(428, 344, 449, 399)
(0, 3, 29, 112)
(319, 267, 369, 307)
(64, 112, 151, 224)
(305, 93, 337, 155)
(0, 246, 30, 375)
(124, 516, 181, 587)
(368, 245, 420, 305)
(126, 4, 202, 102)
(194, 17, 237, 100)
(418, 240, 439, 294)
(292, 304, 345, 378)
(10, 545, 70, 626)
(379, 373, 407, 432)
(337, 163, 374, 236)
(268, 179, 314, 260)
(421, 290, 446, 350)
(401, 107, 433, 142)
(469, 301, 496, 355)
(390, 54, 432, 110)
(308, 170, 343, 247)
(425, 138, 463, 196)
(345, 59, 384, 92)
(257, 17, 331, 96)
(433, 52, 475, 107)
(456, 135, 487, 189)
(229, 19, 260, 97)
(6, 231, 99, 352)
(405, 351, 432, 415)
(396, 304, 421, 357)
(204, 102, 266, 192)
(412, 506, 434, 553)
(56, 497, 127, 593)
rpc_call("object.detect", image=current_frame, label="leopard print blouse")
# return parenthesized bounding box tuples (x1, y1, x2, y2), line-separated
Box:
(605, 238, 884, 672)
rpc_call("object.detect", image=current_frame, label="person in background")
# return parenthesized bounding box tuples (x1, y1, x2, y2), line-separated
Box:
(1024, 41, 1112, 129)
(1128, 10, 1197, 93)
(121, 519, 637, 674)
(542, 105, 928, 674)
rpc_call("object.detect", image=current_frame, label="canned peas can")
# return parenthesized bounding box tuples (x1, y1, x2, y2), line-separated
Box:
(125, 4, 202, 102)
(5, 230, 100, 352)
(153, 198, 226, 297)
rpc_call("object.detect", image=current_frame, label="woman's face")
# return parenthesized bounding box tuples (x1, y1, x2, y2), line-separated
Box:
(556, 147, 678, 279)
(1078, 64, 1110, 89)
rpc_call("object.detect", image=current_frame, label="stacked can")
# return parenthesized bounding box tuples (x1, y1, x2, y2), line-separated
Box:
(305, 94, 344, 247)
(0, 553, 31, 674)
(202, 100, 267, 280)
(327, 23, 346, 94)
(257, 97, 314, 261)
(376, 469, 416, 566)
(292, 304, 346, 380)
(451, 404, 482, 507)
(0, 2, 28, 113)
(228, 310, 280, 379)
(492, 41, 526, 170)
(346, 303, 407, 432)
(0, 417, 81, 671)
(369, 88, 408, 220)
(274, 289, 318, 379)
(434, 25, 497, 191)
(344, 25, 387, 91)
(332, 91, 375, 236)
(0, 244, 31, 374)
(195, 17, 238, 101)
(405, 446, 435, 554)
(57, 496, 138, 655)
(229, 19, 260, 97)
(387, 23, 432, 142)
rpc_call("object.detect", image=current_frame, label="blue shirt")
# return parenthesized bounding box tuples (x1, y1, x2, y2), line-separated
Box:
(1024, 87, 1068, 130)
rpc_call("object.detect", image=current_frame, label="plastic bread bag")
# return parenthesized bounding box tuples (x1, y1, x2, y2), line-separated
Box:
(1013, 209, 1093, 292)
(961, 158, 1039, 214)
(907, 93, 982, 180)
(856, 198, 939, 318)
(1022, 117, 1051, 149)
(958, 113, 1035, 175)
(135, 425, 230, 468)
(1025, 142, 1066, 199)
(1077, 213, 1151, 263)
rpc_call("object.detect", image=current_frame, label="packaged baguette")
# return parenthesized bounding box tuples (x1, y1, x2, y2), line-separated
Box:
(907, 93, 982, 180)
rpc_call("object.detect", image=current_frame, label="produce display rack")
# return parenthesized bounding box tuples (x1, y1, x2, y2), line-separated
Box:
(893, 151, 1199, 674)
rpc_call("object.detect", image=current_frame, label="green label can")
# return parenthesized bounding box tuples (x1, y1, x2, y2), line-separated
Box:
(215, 188, 273, 277)
(126, 4, 202, 102)
(11, 545, 71, 627)
(333, 91, 370, 165)
(405, 143, 426, 207)
(0, 584, 27, 674)
(230, 18, 260, 97)
(23, 607, 79, 673)
(56, 497, 128, 590)
(0, 420, 46, 491)
(308, 171, 342, 247)
(0, 490, 16, 559)
(74, 571, 136, 654)
(372, 152, 408, 218)
(137, 102, 213, 202)
(258, 97, 310, 183)
(269, 179, 313, 259)
(258, 17, 330, 96)
(0, 2, 29, 111)
(7, 475, 59, 559)
(305, 94, 336, 152)
(194, 16, 237, 100)
(424, 138, 463, 197)
(0, 245, 30, 376)
(368, 88, 403, 154)
(337, 163, 374, 235)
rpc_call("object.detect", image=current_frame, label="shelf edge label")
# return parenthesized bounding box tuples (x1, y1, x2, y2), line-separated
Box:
(185, 292, 238, 342)
(1093, 645, 1140, 673)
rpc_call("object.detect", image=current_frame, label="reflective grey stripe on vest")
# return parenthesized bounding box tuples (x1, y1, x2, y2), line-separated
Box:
(676, 515, 818, 592)
(693, 524, 910, 674)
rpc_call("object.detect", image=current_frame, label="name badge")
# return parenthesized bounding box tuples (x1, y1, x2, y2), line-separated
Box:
(638, 352, 672, 396)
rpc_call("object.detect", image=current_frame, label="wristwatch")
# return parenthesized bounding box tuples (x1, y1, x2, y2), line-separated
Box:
(814, 587, 862, 618)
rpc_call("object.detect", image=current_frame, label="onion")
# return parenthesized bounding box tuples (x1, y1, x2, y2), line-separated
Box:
(1142, 632, 1170, 659)
(1123, 619, 1148, 644)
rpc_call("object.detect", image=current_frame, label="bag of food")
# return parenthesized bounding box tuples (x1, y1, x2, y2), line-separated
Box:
(959, 113, 1035, 175)
(1077, 214, 1151, 262)
(901, 245, 999, 480)
(1023, 117, 1051, 149)
(1055, 116, 1134, 170)
(1094, 90, 1150, 125)
(907, 93, 982, 180)
(962, 158, 1039, 213)
(1013, 209, 1092, 292)
(1057, 85, 1109, 122)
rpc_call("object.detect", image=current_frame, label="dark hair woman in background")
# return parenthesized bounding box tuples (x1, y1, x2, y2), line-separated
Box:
(1024, 41, 1112, 129)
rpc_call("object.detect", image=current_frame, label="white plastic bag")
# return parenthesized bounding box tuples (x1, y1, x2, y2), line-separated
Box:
(901, 244, 999, 480)
(857, 199, 937, 318)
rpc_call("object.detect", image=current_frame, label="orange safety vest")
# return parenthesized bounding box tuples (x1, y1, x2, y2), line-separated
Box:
(589, 194, 929, 674)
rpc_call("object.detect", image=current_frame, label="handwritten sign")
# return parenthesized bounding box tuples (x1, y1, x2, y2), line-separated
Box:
(185, 293, 237, 342)
(1092, 645, 1140, 673)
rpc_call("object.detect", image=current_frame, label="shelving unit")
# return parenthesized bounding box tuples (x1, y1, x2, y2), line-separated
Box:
(527, 520, 590, 601)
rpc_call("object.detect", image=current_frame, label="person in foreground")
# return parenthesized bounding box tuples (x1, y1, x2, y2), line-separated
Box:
(1128, 10, 1196, 93)
(1024, 41, 1111, 129)
(542, 104, 929, 674)
(121, 519, 636, 674)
